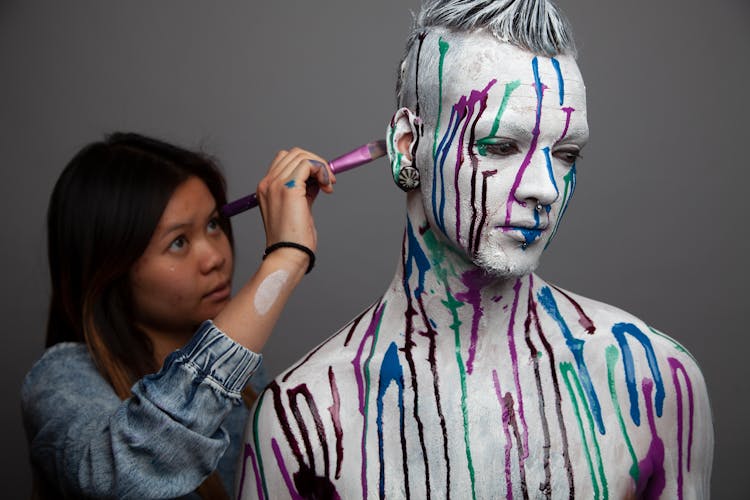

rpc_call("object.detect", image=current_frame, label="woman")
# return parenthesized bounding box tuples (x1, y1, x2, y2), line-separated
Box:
(21, 132, 335, 498)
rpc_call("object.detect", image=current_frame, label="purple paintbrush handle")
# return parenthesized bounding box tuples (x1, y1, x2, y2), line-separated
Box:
(221, 139, 386, 218)
(221, 193, 258, 217)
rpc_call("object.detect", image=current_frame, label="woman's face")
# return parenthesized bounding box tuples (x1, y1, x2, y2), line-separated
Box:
(129, 176, 233, 339)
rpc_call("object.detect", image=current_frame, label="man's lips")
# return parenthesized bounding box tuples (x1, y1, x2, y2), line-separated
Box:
(495, 224, 547, 244)
(495, 224, 548, 232)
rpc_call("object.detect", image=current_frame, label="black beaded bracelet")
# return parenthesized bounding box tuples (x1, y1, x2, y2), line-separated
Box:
(262, 241, 316, 274)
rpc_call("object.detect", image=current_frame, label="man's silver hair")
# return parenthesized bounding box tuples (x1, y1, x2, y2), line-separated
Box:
(396, 0, 577, 105)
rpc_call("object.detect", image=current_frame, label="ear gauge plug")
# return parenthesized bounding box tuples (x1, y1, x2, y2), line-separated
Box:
(387, 107, 422, 192)
(396, 164, 420, 191)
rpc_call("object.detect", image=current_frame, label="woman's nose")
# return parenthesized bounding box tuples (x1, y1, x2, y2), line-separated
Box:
(199, 239, 227, 274)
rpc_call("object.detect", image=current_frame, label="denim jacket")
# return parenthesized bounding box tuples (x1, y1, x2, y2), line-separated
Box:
(21, 320, 268, 499)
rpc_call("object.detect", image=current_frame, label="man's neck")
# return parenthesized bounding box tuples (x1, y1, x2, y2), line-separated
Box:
(388, 196, 544, 335)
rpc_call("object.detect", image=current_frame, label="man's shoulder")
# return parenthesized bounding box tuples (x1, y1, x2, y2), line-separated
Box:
(544, 283, 700, 364)
(258, 300, 385, 399)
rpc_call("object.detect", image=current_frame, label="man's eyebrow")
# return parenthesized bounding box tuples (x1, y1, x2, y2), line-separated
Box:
(558, 126, 589, 143)
(477, 121, 534, 140)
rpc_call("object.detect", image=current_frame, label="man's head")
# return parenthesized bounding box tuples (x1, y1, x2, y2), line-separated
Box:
(388, 0, 589, 278)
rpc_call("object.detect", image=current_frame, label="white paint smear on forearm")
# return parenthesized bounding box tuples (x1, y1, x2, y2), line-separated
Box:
(254, 269, 289, 315)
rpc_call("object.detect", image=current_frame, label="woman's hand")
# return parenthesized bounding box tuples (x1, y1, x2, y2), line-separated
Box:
(213, 148, 335, 352)
(255, 148, 335, 253)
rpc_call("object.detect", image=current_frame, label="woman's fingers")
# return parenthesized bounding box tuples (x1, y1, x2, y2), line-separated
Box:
(255, 147, 337, 253)
(272, 150, 335, 195)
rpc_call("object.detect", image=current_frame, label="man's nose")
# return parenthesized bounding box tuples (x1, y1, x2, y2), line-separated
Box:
(512, 147, 559, 207)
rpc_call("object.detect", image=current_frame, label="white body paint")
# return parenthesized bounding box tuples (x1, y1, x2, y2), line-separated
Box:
(238, 32, 713, 500)
(254, 269, 289, 316)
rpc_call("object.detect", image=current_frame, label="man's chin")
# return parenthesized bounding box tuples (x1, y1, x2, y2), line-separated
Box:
(472, 248, 540, 279)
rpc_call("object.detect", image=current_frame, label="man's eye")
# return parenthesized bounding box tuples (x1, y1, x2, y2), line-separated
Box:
(475, 137, 520, 157)
(553, 148, 582, 165)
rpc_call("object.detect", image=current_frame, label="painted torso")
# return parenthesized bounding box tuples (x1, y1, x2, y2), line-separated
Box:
(239, 31, 712, 500)
(237, 217, 712, 499)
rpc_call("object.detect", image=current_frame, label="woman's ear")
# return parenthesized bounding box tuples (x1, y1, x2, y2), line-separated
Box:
(386, 107, 421, 191)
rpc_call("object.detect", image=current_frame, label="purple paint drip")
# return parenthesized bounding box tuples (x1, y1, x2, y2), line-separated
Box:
(351, 302, 386, 499)
(352, 303, 384, 415)
(635, 379, 666, 499)
(248, 444, 265, 500)
(492, 369, 514, 499)
(272, 438, 304, 500)
(505, 58, 545, 226)
(558, 107, 575, 143)
(668, 357, 696, 500)
(328, 367, 344, 480)
(506, 278, 530, 458)
(449, 79, 497, 245)
(551, 284, 596, 335)
(455, 268, 487, 374)
(472, 169, 498, 259)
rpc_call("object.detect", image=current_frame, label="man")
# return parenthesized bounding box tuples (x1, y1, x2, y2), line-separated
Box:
(238, 1, 713, 498)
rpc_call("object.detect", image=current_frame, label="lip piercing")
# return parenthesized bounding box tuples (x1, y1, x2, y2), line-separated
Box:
(535, 203, 543, 213)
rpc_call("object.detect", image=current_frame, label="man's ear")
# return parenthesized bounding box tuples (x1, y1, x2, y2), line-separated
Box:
(386, 107, 421, 191)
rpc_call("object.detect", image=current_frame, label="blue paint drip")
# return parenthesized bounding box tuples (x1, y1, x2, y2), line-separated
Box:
(542, 147, 560, 195)
(531, 57, 543, 134)
(520, 228, 543, 245)
(611, 323, 666, 424)
(544, 163, 576, 251)
(376, 342, 406, 498)
(405, 219, 431, 297)
(558, 163, 577, 224)
(284, 180, 295, 188)
(433, 107, 462, 234)
(538, 286, 606, 434)
(551, 58, 564, 106)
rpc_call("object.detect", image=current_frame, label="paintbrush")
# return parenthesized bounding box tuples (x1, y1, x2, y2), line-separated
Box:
(220, 139, 387, 217)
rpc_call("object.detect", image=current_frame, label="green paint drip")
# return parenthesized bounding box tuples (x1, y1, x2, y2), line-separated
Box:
(476, 79, 521, 156)
(433, 38, 450, 160)
(252, 391, 270, 499)
(545, 167, 574, 249)
(388, 122, 401, 182)
(422, 228, 476, 500)
(648, 326, 695, 362)
(605, 345, 640, 483)
(362, 300, 387, 481)
(561, 362, 609, 499)
(392, 152, 404, 181)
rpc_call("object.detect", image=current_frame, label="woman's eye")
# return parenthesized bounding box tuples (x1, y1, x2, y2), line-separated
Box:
(475, 137, 520, 157)
(207, 217, 220, 233)
(553, 148, 582, 165)
(169, 236, 187, 252)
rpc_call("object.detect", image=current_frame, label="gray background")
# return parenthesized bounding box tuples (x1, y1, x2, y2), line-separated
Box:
(1, 0, 747, 497)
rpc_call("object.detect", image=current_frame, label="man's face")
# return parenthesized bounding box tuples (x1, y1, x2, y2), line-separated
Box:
(413, 32, 589, 278)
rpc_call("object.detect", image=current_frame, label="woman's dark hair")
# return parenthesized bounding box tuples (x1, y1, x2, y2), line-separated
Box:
(46, 132, 234, 397)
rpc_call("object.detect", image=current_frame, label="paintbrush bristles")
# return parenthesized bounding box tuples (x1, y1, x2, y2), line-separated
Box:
(329, 140, 388, 174)
(368, 139, 388, 158)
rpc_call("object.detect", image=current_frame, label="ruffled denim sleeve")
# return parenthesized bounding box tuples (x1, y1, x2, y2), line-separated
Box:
(21, 320, 261, 499)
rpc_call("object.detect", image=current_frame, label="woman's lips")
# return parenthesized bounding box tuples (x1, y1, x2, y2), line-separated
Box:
(204, 282, 231, 301)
